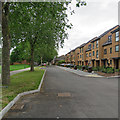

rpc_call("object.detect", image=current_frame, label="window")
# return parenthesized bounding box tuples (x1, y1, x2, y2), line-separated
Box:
(80, 55, 81, 58)
(115, 45, 119, 52)
(116, 31, 119, 42)
(93, 51, 95, 56)
(104, 49, 107, 54)
(110, 60, 112, 65)
(82, 48, 83, 52)
(82, 55, 83, 60)
(89, 53, 91, 57)
(78, 56, 79, 59)
(77, 53, 79, 55)
(86, 53, 88, 57)
(108, 35, 112, 42)
(78, 61, 79, 65)
(80, 48, 81, 53)
(110, 48, 112, 54)
(88, 44, 91, 49)
(96, 40, 98, 48)
(93, 42, 95, 49)
(96, 50, 98, 58)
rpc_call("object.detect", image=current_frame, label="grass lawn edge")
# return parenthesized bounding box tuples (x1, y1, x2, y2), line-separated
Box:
(0, 69, 46, 119)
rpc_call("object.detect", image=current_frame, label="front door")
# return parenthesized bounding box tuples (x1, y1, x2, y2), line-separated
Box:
(92, 61, 94, 67)
(115, 59, 119, 69)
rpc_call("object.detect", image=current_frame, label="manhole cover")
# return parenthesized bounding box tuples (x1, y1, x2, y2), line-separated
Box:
(58, 92, 71, 97)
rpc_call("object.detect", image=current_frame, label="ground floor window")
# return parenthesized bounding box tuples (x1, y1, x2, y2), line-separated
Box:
(110, 60, 112, 65)
(115, 45, 119, 52)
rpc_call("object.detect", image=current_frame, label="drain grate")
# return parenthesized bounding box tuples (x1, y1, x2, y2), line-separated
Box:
(58, 92, 71, 97)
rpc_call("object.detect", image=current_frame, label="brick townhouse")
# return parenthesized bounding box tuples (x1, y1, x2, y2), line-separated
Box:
(65, 25, 120, 69)
(75, 43, 86, 66)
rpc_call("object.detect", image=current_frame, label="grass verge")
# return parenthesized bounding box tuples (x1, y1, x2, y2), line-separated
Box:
(1, 67, 45, 109)
(0, 64, 30, 73)
(10, 64, 30, 71)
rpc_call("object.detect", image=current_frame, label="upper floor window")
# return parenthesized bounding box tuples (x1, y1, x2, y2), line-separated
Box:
(80, 48, 81, 53)
(110, 48, 112, 54)
(115, 31, 119, 42)
(96, 40, 98, 48)
(115, 45, 119, 52)
(108, 35, 112, 42)
(89, 53, 91, 57)
(93, 51, 95, 56)
(96, 50, 98, 58)
(93, 42, 95, 49)
(80, 55, 81, 58)
(82, 55, 83, 60)
(82, 48, 83, 53)
(104, 49, 107, 54)
(88, 44, 91, 49)
(86, 53, 88, 57)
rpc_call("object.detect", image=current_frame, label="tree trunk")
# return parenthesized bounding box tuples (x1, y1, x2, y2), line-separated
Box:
(2, 3, 10, 85)
(30, 47, 34, 71)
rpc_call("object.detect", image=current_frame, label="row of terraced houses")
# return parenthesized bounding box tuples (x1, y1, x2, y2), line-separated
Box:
(65, 25, 120, 69)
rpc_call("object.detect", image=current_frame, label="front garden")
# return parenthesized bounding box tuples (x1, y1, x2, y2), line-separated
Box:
(59, 63, 120, 77)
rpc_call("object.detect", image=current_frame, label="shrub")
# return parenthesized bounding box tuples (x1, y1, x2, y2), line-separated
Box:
(85, 65, 88, 70)
(106, 67, 114, 73)
(92, 67, 98, 71)
(102, 68, 107, 73)
(57, 60, 65, 66)
(115, 69, 119, 72)
(77, 65, 82, 70)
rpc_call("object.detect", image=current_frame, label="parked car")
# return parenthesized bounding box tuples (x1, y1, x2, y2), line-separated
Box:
(74, 65, 77, 70)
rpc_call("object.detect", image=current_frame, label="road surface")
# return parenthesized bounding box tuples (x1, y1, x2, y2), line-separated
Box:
(4, 66, 118, 118)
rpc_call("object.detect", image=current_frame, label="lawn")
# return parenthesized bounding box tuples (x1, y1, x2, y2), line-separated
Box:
(0, 64, 30, 73)
(1, 67, 45, 109)
(10, 64, 30, 71)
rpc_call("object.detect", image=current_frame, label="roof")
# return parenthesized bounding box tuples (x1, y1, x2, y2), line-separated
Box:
(86, 37, 98, 44)
(95, 25, 119, 41)
(91, 37, 98, 43)
(111, 26, 120, 33)
(79, 43, 86, 48)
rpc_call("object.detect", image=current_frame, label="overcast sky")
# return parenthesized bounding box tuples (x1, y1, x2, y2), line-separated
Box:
(58, 0, 119, 56)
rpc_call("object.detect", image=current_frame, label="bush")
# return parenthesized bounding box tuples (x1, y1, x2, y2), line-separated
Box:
(92, 67, 98, 71)
(57, 60, 65, 66)
(85, 65, 88, 70)
(106, 67, 114, 73)
(101, 68, 107, 73)
(115, 69, 119, 72)
(77, 65, 82, 70)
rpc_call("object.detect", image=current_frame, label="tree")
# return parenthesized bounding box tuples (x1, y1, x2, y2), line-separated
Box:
(2, 3, 10, 85)
(2, 1, 86, 85)
(9, 2, 71, 71)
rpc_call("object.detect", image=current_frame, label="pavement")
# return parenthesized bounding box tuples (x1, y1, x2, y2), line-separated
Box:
(57, 66, 103, 78)
(3, 66, 118, 118)
(0, 68, 30, 79)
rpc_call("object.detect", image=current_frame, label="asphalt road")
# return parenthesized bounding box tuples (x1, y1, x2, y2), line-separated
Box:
(4, 66, 118, 118)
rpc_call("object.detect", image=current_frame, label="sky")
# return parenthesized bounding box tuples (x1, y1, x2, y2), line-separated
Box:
(58, 0, 119, 56)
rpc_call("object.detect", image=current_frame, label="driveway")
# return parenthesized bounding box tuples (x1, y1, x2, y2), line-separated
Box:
(3, 66, 118, 118)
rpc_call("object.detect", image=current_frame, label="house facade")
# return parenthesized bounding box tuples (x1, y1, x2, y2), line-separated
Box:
(65, 25, 120, 69)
